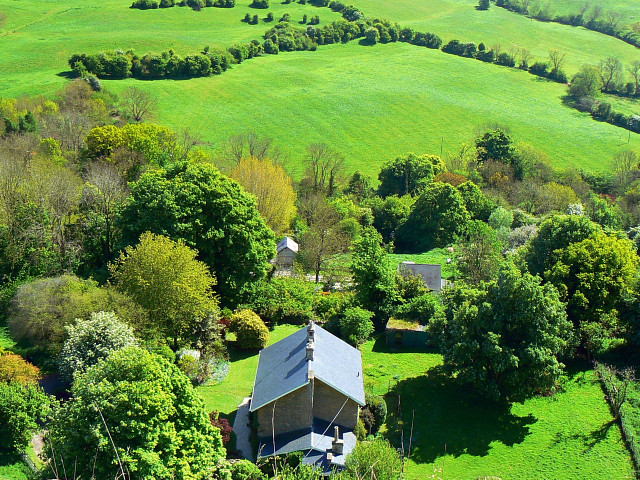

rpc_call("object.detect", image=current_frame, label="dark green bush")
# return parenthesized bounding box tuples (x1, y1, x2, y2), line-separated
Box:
(396, 293, 441, 324)
(245, 277, 315, 325)
(250, 0, 269, 7)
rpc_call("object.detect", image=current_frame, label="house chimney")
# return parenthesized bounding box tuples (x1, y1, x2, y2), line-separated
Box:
(332, 426, 344, 454)
(307, 321, 316, 342)
(306, 341, 314, 361)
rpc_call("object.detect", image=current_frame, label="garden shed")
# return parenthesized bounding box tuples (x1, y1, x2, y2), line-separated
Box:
(276, 236, 298, 268)
(385, 318, 429, 348)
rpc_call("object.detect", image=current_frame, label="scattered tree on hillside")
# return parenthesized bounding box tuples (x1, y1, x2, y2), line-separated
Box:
(120, 86, 156, 122)
(598, 57, 624, 92)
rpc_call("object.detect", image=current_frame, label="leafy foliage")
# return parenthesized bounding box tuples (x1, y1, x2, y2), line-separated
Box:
(110, 232, 218, 348)
(58, 311, 137, 381)
(397, 182, 470, 251)
(0, 382, 50, 452)
(340, 438, 402, 480)
(431, 266, 572, 402)
(339, 307, 374, 345)
(351, 227, 397, 330)
(377, 153, 445, 197)
(119, 162, 275, 305)
(229, 309, 269, 350)
(46, 347, 225, 480)
(0, 354, 40, 385)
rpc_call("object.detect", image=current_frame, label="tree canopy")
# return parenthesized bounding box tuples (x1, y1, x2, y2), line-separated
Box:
(397, 182, 470, 252)
(377, 153, 445, 198)
(46, 347, 225, 480)
(431, 265, 572, 402)
(119, 162, 276, 304)
(110, 232, 218, 348)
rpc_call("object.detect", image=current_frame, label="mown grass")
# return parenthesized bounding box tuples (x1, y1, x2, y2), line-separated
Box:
(199, 324, 635, 478)
(362, 337, 636, 480)
(351, 0, 640, 75)
(2, 0, 639, 176)
(197, 324, 300, 418)
(116, 42, 635, 177)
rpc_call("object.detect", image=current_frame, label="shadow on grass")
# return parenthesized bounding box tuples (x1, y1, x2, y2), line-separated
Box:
(386, 365, 536, 464)
(553, 420, 615, 452)
(228, 343, 259, 362)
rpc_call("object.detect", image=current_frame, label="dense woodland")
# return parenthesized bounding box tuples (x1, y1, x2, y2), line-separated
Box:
(3, 0, 640, 478)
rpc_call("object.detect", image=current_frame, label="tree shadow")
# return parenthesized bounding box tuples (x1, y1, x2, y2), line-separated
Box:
(228, 343, 259, 362)
(385, 366, 536, 464)
(553, 420, 615, 453)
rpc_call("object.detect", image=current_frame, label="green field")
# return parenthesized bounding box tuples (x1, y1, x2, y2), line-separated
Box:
(199, 324, 635, 479)
(109, 42, 636, 176)
(2, 0, 640, 176)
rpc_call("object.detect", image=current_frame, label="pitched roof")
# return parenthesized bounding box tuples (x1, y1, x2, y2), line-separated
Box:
(250, 324, 365, 412)
(258, 420, 357, 467)
(277, 236, 299, 254)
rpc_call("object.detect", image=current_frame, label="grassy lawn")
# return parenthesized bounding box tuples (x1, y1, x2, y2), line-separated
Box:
(200, 323, 635, 478)
(2, 0, 640, 178)
(362, 337, 636, 480)
(349, 0, 640, 75)
(102, 41, 636, 178)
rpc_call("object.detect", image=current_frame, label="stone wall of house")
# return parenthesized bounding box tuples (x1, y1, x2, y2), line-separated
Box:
(276, 249, 296, 267)
(256, 383, 313, 438)
(312, 380, 359, 430)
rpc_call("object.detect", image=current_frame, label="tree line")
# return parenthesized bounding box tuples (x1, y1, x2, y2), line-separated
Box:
(131, 0, 235, 11)
(488, 0, 640, 50)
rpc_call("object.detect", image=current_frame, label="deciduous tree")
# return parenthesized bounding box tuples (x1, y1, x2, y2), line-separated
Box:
(110, 232, 218, 349)
(431, 266, 572, 402)
(230, 156, 296, 235)
(119, 162, 275, 304)
(46, 347, 224, 480)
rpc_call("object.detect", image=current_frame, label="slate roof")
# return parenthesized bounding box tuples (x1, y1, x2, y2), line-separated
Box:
(250, 324, 365, 413)
(277, 236, 299, 254)
(258, 420, 357, 468)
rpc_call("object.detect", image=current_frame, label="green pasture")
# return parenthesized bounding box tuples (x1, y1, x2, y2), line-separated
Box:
(102, 42, 636, 177)
(0, 0, 342, 97)
(352, 0, 640, 75)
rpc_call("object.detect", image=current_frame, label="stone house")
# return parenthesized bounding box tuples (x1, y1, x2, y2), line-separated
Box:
(249, 323, 365, 471)
(276, 236, 298, 268)
(398, 261, 446, 291)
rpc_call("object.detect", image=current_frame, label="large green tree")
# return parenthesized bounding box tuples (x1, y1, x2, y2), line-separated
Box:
(431, 266, 572, 402)
(351, 227, 397, 330)
(524, 214, 601, 277)
(46, 347, 225, 480)
(377, 153, 445, 198)
(110, 232, 218, 349)
(545, 232, 639, 353)
(118, 162, 276, 304)
(457, 220, 504, 286)
(396, 182, 470, 252)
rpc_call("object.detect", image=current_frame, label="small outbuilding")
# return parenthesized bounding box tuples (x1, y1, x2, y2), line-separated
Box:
(398, 262, 446, 291)
(276, 236, 298, 268)
(385, 318, 429, 348)
(250, 323, 365, 472)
